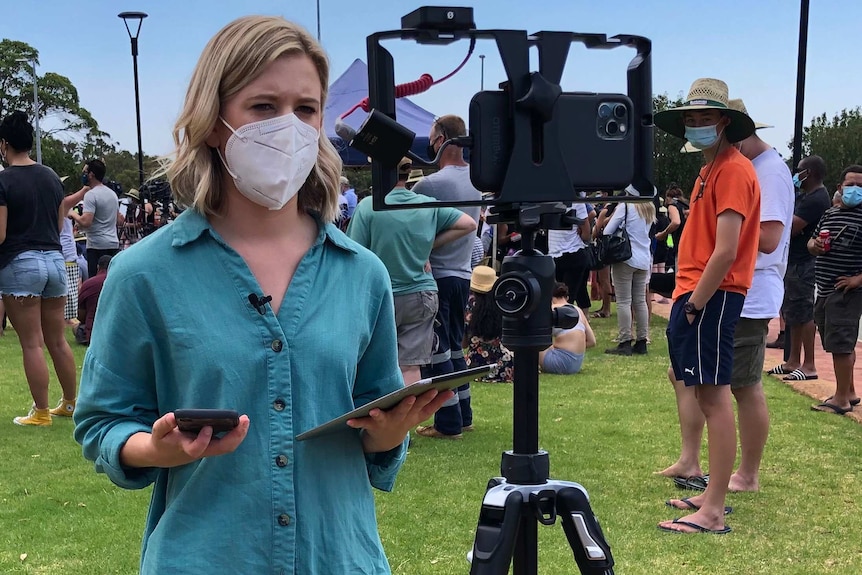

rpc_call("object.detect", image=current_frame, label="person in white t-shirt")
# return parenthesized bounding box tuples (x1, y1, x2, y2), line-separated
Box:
(547, 203, 591, 312)
(661, 100, 794, 496)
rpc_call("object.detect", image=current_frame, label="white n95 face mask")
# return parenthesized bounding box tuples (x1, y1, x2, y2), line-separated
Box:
(217, 113, 320, 210)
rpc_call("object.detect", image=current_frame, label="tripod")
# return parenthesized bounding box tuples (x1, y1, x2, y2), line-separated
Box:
(468, 204, 614, 575)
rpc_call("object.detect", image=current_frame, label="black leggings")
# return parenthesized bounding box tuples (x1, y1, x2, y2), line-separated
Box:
(554, 249, 591, 309)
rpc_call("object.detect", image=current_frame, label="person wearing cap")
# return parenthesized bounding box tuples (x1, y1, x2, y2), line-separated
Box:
(654, 78, 761, 535)
(463, 265, 513, 383)
(347, 157, 476, 389)
(339, 175, 356, 219)
(660, 98, 793, 495)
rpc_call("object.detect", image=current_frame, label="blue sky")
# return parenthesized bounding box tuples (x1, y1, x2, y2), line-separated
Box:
(2, 0, 859, 160)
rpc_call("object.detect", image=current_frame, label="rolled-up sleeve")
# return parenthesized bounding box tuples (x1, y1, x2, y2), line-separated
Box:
(73, 257, 161, 490)
(351, 260, 407, 491)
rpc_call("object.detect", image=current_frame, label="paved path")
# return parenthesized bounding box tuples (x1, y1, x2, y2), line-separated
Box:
(650, 301, 862, 423)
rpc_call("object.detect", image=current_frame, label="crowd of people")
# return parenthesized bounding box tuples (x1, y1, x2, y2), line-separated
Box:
(0, 14, 860, 572)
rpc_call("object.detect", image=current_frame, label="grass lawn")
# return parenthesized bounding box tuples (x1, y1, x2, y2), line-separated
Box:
(1, 313, 861, 574)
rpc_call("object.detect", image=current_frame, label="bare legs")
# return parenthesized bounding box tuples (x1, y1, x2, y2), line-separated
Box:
(819, 351, 857, 412)
(400, 365, 422, 386)
(3, 295, 77, 409)
(776, 321, 817, 377)
(657, 368, 705, 479)
(661, 385, 735, 532)
(729, 383, 769, 492)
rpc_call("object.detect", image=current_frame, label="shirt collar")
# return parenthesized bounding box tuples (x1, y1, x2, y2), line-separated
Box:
(170, 208, 357, 254)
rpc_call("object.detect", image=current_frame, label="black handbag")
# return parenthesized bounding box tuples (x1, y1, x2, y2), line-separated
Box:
(586, 240, 605, 270)
(600, 204, 632, 265)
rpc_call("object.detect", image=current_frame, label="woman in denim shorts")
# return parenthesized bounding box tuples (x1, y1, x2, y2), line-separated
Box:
(0, 111, 78, 426)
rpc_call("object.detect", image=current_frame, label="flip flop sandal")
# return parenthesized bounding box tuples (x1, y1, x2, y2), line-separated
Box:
(811, 402, 852, 415)
(658, 518, 732, 535)
(665, 497, 732, 515)
(826, 396, 861, 406)
(783, 369, 818, 381)
(673, 475, 709, 491)
(766, 365, 789, 375)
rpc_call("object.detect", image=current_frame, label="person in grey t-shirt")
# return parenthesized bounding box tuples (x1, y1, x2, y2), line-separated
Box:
(69, 159, 120, 278)
(412, 114, 482, 439)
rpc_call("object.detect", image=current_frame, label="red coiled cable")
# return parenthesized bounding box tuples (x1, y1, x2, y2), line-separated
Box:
(340, 39, 475, 120)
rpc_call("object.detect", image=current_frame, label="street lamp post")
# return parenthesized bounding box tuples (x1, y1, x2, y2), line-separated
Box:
(791, 0, 810, 172)
(16, 57, 42, 164)
(118, 11, 148, 187)
(479, 54, 485, 91)
(316, 0, 321, 41)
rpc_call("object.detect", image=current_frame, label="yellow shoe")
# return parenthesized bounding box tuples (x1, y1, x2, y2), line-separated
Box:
(13, 407, 52, 427)
(49, 399, 76, 417)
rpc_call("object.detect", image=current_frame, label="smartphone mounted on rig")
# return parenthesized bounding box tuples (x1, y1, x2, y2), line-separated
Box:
(344, 8, 656, 574)
(345, 5, 655, 213)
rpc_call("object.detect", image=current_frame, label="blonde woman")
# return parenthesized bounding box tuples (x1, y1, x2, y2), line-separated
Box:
(73, 16, 450, 574)
(603, 186, 656, 355)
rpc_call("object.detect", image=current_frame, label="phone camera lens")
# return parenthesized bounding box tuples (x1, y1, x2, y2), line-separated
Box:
(599, 104, 613, 119)
(606, 120, 619, 135)
(613, 104, 627, 119)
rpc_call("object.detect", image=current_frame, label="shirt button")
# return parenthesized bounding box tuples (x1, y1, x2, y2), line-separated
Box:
(275, 454, 288, 467)
(273, 399, 286, 411)
(278, 514, 291, 526)
(271, 339, 283, 352)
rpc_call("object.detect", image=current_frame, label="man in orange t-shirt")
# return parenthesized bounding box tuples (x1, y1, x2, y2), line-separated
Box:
(654, 78, 761, 535)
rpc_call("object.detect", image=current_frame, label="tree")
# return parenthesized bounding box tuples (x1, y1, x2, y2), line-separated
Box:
(796, 107, 862, 188)
(652, 93, 704, 198)
(0, 39, 112, 149)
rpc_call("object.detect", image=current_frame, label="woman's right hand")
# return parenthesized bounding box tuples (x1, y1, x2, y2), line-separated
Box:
(121, 412, 250, 469)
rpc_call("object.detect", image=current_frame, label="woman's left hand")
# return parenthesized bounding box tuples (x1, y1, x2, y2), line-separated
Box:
(347, 389, 455, 453)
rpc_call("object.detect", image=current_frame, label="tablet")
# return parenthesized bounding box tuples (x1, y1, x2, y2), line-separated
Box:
(295, 365, 492, 441)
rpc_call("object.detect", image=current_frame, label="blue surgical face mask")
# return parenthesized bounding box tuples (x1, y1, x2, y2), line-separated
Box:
(685, 125, 721, 150)
(842, 185, 862, 208)
(792, 171, 808, 189)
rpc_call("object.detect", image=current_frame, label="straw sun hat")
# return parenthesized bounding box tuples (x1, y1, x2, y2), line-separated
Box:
(679, 97, 772, 153)
(470, 265, 497, 294)
(655, 78, 756, 144)
(406, 169, 425, 185)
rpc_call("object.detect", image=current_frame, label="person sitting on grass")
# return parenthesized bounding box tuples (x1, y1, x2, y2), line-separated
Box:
(539, 282, 596, 375)
(464, 265, 513, 383)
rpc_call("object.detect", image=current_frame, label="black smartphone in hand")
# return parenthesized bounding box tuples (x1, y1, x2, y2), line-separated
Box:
(174, 409, 240, 434)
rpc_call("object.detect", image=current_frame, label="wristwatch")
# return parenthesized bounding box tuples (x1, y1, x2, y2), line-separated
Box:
(683, 302, 702, 316)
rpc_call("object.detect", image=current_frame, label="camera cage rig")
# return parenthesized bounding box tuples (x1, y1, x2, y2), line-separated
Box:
(357, 6, 655, 217)
(354, 8, 659, 574)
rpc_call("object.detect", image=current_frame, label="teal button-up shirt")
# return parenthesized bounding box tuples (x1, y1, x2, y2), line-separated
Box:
(74, 209, 407, 574)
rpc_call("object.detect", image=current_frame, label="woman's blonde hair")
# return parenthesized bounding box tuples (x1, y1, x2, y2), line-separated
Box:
(167, 15, 342, 221)
(634, 201, 656, 224)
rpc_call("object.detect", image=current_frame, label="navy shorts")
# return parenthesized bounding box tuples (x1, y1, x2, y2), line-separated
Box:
(667, 290, 745, 387)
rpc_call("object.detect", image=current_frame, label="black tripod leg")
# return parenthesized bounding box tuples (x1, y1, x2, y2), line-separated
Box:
(470, 489, 523, 575)
(557, 487, 614, 575)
